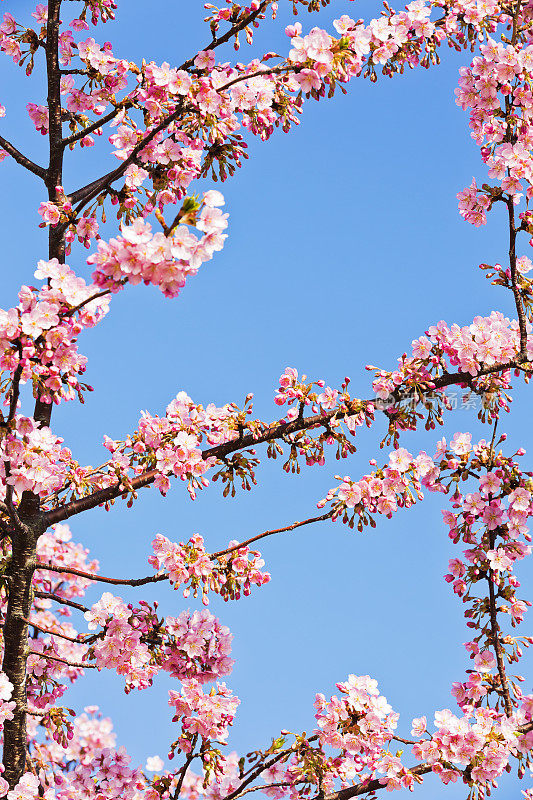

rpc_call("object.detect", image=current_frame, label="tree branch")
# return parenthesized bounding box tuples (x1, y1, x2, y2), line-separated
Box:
(36, 511, 333, 587)
(45, 2, 63, 195)
(35, 561, 167, 588)
(487, 529, 513, 716)
(211, 512, 333, 558)
(43, 358, 527, 527)
(28, 650, 92, 669)
(66, 64, 288, 212)
(33, 591, 89, 614)
(506, 197, 528, 354)
(62, 103, 133, 148)
(0, 135, 47, 180)
(224, 739, 318, 800)
(319, 763, 431, 800)
(25, 618, 88, 644)
(2, 4, 69, 781)
(171, 747, 198, 800)
(1, 528, 37, 787)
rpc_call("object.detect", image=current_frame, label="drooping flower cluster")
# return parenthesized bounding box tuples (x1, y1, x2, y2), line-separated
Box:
(83, 591, 237, 691)
(86, 191, 228, 299)
(319, 446, 441, 529)
(433, 435, 533, 713)
(83, 593, 158, 692)
(168, 680, 240, 752)
(149, 533, 270, 603)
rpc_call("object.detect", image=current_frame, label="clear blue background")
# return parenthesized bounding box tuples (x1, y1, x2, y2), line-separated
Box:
(2, 2, 533, 797)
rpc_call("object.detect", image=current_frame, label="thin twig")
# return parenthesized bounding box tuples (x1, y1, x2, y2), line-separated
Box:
(62, 102, 133, 148)
(506, 197, 528, 355)
(61, 287, 114, 318)
(391, 735, 417, 745)
(211, 512, 333, 559)
(3, 464, 27, 535)
(36, 512, 332, 586)
(24, 618, 89, 644)
(487, 529, 513, 716)
(488, 418, 499, 468)
(33, 591, 89, 614)
(179, 1, 271, 70)
(28, 650, 92, 669)
(171, 746, 198, 800)
(228, 783, 291, 800)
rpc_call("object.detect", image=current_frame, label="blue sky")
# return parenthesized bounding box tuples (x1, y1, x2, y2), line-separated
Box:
(2, 2, 533, 798)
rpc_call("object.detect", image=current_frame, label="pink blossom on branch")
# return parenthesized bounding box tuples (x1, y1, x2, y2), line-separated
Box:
(2, 0, 533, 798)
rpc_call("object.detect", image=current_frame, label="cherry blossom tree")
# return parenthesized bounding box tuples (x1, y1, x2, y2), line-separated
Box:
(1, 0, 533, 798)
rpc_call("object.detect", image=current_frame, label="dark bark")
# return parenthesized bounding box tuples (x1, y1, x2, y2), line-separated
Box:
(1, 523, 38, 786)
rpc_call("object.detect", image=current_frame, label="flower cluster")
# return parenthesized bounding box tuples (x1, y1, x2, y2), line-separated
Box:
(272, 367, 375, 468)
(411, 706, 521, 789)
(86, 192, 228, 299)
(22, 706, 158, 800)
(84, 593, 158, 692)
(168, 680, 240, 752)
(314, 674, 399, 789)
(435, 435, 533, 711)
(275, 366, 339, 420)
(289, 3, 437, 82)
(319, 446, 440, 529)
(0, 257, 109, 407)
(149, 533, 270, 603)
(102, 390, 246, 500)
(367, 311, 530, 433)
(456, 39, 533, 211)
(457, 178, 492, 226)
(84, 591, 236, 691)
(1, 417, 73, 500)
(163, 609, 234, 683)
